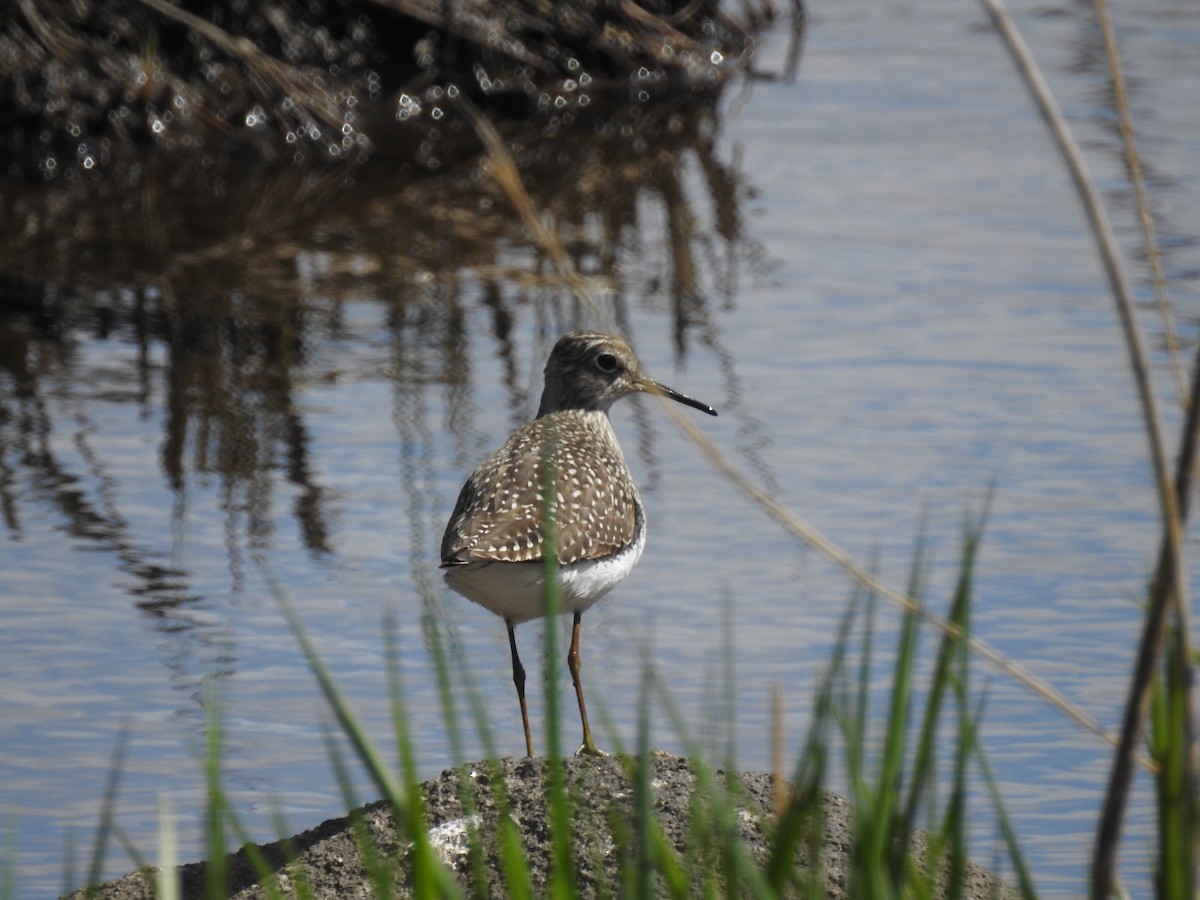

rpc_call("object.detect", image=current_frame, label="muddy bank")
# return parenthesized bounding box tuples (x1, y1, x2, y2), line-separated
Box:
(74, 753, 1015, 899)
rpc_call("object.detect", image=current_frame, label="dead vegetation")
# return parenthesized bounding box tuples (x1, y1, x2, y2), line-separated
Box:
(1, 0, 776, 178)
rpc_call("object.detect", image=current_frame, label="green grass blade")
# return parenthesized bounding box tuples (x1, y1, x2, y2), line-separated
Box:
(900, 509, 985, 868)
(497, 810, 533, 900)
(84, 719, 131, 894)
(109, 821, 148, 876)
(155, 792, 179, 900)
(940, 635, 975, 900)
(1149, 622, 1197, 899)
(850, 565, 876, 790)
(202, 686, 227, 900)
(1, 811, 15, 900)
(902, 568, 964, 833)
(60, 829, 76, 900)
(630, 664, 655, 900)
(844, 583, 894, 897)
(877, 589, 918, 882)
(973, 721, 1039, 899)
(721, 594, 738, 771)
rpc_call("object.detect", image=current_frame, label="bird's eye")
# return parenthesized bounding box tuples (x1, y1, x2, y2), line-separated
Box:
(596, 352, 619, 372)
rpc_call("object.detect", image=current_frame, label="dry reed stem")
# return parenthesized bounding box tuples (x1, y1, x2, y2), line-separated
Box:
(134, 0, 347, 130)
(16, 0, 83, 61)
(1094, 0, 1188, 410)
(771, 682, 785, 818)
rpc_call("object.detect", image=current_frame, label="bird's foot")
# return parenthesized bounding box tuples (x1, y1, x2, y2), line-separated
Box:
(575, 736, 608, 757)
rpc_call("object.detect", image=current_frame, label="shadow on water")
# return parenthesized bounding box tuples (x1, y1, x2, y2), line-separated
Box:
(0, 91, 778, 647)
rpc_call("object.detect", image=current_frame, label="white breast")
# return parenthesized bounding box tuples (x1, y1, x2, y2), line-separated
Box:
(444, 515, 646, 624)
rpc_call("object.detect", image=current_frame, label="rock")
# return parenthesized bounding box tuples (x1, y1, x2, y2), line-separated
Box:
(72, 753, 1015, 899)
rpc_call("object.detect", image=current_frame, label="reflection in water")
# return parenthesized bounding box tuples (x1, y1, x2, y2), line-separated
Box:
(159, 288, 334, 593)
(0, 286, 181, 593)
(0, 96, 766, 648)
(0, 284, 235, 710)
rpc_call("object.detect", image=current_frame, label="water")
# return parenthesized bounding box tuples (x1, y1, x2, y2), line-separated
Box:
(2, 0, 1198, 895)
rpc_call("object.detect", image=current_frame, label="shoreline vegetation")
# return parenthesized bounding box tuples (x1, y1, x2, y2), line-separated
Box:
(2, 0, 779, 179)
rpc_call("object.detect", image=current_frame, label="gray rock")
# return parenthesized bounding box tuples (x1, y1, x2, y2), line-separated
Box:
(72, 753, 1015, 899)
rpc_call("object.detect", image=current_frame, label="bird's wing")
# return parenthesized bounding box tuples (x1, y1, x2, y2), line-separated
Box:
(440, 416, 640, 567)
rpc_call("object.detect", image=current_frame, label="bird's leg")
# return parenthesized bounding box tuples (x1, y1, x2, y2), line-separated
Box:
(507, 621, 534, 758)
(568, 611, 605, 756)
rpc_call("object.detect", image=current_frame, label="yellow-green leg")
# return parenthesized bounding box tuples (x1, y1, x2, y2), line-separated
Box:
(568, 611, 605, 756)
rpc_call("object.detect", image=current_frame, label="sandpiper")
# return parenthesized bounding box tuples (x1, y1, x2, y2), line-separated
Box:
(440, 331, 717, 756)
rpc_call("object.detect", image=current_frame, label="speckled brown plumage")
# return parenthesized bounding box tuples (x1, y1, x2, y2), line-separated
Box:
(440, 409, 641, 567)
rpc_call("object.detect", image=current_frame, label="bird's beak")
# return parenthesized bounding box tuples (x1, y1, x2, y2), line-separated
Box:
(645, 378, 718, 417)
